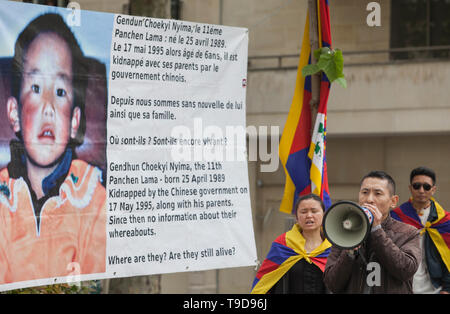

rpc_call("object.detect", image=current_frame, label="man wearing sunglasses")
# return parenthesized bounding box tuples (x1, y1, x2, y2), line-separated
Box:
(391, 167, 450, 294)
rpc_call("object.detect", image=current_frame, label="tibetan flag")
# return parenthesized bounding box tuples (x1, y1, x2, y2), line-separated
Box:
(279, 0, 332, 214)
(391, 198, 450, 271)
(251, 223, 331, 294)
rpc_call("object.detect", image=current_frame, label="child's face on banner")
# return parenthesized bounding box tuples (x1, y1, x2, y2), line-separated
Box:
(19, 32, 79, 167)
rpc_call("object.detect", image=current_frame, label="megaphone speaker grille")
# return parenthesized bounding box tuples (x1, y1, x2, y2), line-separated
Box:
(323, 201, 373, 249)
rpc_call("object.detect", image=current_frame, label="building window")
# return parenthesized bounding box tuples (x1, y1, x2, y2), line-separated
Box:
(171, 0, 181, 20)
(390, 0, 450, 60)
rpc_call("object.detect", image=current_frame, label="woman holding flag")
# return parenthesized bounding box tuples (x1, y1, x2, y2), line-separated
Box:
(251, 194, 331, 294)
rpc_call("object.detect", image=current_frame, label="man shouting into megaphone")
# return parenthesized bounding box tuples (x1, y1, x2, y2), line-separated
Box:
(323, 171, 421, 293)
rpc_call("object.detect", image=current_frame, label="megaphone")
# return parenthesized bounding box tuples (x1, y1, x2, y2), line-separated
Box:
(323, 201, 374, 249)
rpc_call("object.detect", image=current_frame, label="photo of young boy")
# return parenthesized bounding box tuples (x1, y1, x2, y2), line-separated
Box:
(0, 12, 107, 284)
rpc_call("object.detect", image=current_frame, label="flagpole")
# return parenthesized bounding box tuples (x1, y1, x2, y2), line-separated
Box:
(308, 0, 320, 134)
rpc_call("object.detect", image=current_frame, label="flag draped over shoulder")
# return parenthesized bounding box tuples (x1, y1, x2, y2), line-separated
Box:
(391, 198, 450, 271)
(279, 0, 332, 214)
(251, 224, 331, 294)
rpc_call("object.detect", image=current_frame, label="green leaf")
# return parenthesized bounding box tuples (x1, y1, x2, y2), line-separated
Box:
(314, 47, 330, 61)
(334, 49, 344, 74)
(317, 54, 337, 80)
(335, 77, 347, 88)
(301, 47, 347, 88)
(301, 64, 321, 77)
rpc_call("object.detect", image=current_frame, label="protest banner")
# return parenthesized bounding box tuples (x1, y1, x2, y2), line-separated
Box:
(0, 0, 256, 291)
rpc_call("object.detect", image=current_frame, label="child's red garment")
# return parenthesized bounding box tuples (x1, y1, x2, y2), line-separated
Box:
(0, 160, 106, 284)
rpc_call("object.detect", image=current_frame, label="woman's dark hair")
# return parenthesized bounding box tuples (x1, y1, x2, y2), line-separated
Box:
(11, 13, 87, 146)
(293, 193, 325, 217)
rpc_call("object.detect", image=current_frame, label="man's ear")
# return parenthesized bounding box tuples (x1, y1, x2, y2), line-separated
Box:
(70, 106, 81, 139)
(6, 97, 20, 133)
(391, 194, 399, 209)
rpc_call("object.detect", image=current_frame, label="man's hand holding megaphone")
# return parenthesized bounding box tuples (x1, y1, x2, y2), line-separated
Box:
(361, 203, 383, 228)
(345, 203, 383, 257)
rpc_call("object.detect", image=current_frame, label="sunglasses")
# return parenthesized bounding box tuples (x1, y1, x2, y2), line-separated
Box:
(412, 182, 433, 191)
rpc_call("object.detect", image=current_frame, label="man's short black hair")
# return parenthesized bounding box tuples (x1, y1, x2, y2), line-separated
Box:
(360, 170, 396, 196)
(11, 13, 87, 146)
(410, 166, 436, 185)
